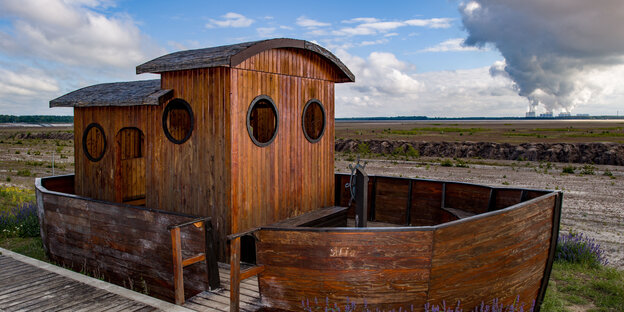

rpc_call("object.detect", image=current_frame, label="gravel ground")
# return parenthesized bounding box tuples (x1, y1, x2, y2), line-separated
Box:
(336, 156, 624, 269)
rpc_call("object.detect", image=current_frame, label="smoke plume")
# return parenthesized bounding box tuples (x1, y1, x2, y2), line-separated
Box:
(460, 0, 624, 114)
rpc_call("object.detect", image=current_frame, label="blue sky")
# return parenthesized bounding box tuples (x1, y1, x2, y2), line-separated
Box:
(1, 0, 623, 117)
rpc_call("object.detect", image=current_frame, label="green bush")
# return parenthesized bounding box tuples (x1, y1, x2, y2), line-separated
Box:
(356, 143, 370, 155)
(580, 164, 596, 175)
(562, 166, 575, 174)
(440, 159, 453, 167)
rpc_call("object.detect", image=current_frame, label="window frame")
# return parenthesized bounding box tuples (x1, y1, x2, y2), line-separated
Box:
(246, 95, 279, 147)
(162, 98, 194, 144)
(82, 122, 107, 162)
(301, 99, 326, 143)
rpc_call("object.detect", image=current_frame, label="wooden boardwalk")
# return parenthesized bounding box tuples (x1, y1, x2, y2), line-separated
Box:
(0, 247, 261, 312)
(183, 265, 262, 312)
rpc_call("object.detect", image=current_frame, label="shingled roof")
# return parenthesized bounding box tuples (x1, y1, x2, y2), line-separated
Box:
(136, 38, 355, 82)
(50, 79, 172, 108)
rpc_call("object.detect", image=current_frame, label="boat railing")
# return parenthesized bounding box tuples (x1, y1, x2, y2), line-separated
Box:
(226, 228, 264, 312)
(167, 217, 220, 304)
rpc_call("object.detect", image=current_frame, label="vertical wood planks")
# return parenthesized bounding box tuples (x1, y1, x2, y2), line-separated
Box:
(229, 48, 337, 237)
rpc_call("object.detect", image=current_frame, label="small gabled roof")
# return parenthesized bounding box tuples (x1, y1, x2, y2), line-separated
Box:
(136, 38, 355, 82)
(50, 79, 172, 108)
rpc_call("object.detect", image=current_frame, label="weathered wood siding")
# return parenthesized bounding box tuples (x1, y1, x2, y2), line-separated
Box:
(74, 106, 149, 203)
(157, 68, 231, 261)
(257, 229, 433, 311)
(229, 48, 336, 233)
(428, 194, 556, 308)
(36, 177, 213, 302)
(257, 191, 559, 311)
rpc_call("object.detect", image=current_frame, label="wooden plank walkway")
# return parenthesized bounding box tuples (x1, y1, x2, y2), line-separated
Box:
(183, 264, 262, 312)
(0, 248, 190, 312)
(0, 247, 262, 312)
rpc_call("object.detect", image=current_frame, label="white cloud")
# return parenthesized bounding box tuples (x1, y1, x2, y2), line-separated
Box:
(420, 38, 482, 52)
(296, 16, 330, 28)
(461, 0, 624, 114)
(405, 18, 453, 29)
(257, 27, 276, 37)
(0, 0, 153, 68)
(0, 66, 65, 115)
(206, 12, 254, 28)
(332, 17, 453, 37)
(342, 17, 380, 24)
(360, 39, 389, 46)
(0, 67, 59, 96)
(335, 50, 528, 117)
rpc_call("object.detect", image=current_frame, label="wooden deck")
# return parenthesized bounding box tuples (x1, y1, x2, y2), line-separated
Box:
(183, 264, 262, 312)
(0, 248, 261, 312)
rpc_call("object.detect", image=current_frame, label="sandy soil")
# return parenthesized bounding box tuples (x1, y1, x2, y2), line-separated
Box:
(336, 156, 624, 269)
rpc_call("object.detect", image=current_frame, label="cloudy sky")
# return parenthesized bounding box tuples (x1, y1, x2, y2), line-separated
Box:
(1, 0, 623, 117)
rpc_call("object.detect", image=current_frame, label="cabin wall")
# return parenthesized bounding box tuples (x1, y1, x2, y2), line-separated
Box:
(74, 106, 149, 202)
(229, 48, 336, 233)
(156, 67, 231, 261)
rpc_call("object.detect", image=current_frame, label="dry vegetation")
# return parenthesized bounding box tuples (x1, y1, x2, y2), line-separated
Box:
(0, 126, 75, 188)
(336, 119, 624, 144)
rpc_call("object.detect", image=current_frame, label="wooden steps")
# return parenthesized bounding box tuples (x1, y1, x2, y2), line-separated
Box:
(183, 265, 262, 312)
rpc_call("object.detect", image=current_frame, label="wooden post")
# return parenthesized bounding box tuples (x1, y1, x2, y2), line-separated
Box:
(230, 237, 241, 312)
(170, 227, 184, 305)
(205, 221, 220, 290)
(355, 167, 368, 228)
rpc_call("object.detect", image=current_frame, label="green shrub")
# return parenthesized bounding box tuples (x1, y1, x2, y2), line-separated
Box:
(562, 166, 575, 174)
(16, 169, 31, 177)
(356, 143, 370, 155)
(405, 146, 419, 158)
(580, 164, 596, 175)
(440, 159, 453, 167)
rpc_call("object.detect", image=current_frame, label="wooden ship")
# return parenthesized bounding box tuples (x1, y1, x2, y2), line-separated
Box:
(36, 38, 562, 311)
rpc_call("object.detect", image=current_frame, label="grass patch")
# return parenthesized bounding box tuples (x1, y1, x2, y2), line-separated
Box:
(0, 237, 47, 261)
(545, 262, 624, 312)
(1, 186, 35, 212)
(388, 127, 487, 135)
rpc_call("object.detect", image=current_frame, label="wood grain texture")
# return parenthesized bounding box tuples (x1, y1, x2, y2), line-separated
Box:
(229, 49, 336, 236)
(257, 229, 433, 311)
(256, 193, 558, 311)
(428, 194, 557, 309)
(36, 182, 215, 303)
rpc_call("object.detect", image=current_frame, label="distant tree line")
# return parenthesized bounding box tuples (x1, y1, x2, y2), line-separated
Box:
(0, 115, 73, 123)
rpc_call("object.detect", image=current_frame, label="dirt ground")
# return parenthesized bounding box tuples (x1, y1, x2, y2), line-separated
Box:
(336, 155, 624, 269)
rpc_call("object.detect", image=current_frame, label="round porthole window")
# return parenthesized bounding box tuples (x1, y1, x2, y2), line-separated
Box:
(83, 123, 106, 162)
(162, 99, 194, 144)
(247, 95, 279, 147)
(302, 99, 326, 143)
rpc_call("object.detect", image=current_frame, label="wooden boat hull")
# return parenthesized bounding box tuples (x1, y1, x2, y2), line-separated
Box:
(256, 175, 561, 311)
(36, 174, 561, 311)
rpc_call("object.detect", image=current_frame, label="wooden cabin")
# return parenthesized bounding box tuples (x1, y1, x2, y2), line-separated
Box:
(50, 38, 354, 261)
(38, 38, 562, 311)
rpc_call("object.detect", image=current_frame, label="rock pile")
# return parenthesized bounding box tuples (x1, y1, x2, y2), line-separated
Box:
(335, 139, 624, 165)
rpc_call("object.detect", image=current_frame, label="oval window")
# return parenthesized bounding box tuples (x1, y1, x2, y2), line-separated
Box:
(302, 99, 326, 143)
(247, 95, 279, 147)
(83, 123, 106, 162)
(162, 99, 194, 144)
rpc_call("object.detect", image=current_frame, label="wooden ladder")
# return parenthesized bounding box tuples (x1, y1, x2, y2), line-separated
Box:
(168, 217, 220, 305)
(227, 229, 265, 312)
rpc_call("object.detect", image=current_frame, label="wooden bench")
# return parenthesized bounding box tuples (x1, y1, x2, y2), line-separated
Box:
(270, 206, 348, 228)
(441, 207, 477, 220)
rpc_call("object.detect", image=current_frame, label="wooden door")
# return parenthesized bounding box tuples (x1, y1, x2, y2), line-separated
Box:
(116, 127, 146, 205)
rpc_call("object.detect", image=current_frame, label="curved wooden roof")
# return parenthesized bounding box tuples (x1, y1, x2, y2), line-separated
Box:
(136, 38, 355, 82)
